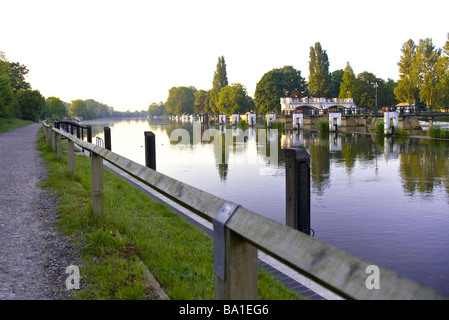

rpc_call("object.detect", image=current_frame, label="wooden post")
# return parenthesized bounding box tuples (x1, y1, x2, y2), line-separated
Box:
(51, 129, 56, 151)
(91, 151, 104, 217)
(67, 140, 74, 177)
(214, 228, 258, 300)
(285, 148, 311, 235)
(56, 132, 62, 160)
(104, 127, 111, 151)
(145, 131, 156, 170)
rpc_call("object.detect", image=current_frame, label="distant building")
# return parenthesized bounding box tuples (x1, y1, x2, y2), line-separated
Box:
(281, 97, 358, 113)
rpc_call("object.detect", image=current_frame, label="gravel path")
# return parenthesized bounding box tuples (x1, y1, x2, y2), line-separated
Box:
(0, 123, 79, 300)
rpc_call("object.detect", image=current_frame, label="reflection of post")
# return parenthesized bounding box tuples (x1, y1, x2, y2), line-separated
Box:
(285, 148, 311, 235)
(145, 131, 156, 170)
(258, 129, 278, 166)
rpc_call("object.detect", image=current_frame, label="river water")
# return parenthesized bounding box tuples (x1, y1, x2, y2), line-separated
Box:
(84, 117, 449, 296)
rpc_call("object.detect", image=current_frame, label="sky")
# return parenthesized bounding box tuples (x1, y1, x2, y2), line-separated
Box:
(1, 0, 448, 112)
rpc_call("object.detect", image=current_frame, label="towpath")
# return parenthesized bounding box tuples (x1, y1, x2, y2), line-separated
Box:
(0, 123, 78, 300)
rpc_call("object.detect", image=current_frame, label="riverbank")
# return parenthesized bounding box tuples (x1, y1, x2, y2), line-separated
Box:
(36, 128, 306, 300)
(0, 118, 34, 133)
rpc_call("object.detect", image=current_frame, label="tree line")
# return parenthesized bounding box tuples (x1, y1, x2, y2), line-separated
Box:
(151, 34, 449, 117)
(1, 51, 146, 121)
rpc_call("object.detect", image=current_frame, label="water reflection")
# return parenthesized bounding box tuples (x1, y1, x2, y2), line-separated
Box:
(84, 118, 449, 295)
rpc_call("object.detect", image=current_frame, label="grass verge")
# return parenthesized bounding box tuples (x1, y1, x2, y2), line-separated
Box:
(0, 118, 34, 133)
(36, 128, 305, 300)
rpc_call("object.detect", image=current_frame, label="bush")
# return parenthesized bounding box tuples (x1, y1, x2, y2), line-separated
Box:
(429, 126, 449, 139)
(376, 119, 384, 136)
(318, 118, 329, 133)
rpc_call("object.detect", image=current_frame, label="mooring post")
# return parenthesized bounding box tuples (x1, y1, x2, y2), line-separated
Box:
(91, 150, 104, 217)
(104, 127, 111, 151)
(285, 148, 311, 235)
(86, 125, 92, 144)
(145, 131, 156, 170)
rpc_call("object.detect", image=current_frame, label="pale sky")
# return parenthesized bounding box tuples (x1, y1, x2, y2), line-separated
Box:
(1, 0, 448, 111)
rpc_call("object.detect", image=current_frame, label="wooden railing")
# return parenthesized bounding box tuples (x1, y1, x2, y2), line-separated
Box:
(41, 121, 448, 300)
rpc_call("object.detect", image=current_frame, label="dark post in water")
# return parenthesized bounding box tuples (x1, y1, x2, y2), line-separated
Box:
(104, 127, 111, 151)
(145, 131, 156, 170)
(285, 148, 311, 235)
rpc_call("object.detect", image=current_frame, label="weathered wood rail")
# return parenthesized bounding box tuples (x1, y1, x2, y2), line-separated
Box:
(41, 121, 448, 300)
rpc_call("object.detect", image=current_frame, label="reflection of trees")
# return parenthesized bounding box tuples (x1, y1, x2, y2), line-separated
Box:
(400, 140, 449, 196)
(308, 136, 330, 196)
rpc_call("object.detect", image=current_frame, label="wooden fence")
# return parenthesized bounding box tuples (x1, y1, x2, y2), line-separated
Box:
(41, 121, 448, 300)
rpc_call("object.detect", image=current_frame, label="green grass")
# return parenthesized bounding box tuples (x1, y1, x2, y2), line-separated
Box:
(36, 129, 305, 300)
(0, 118, 34, 133)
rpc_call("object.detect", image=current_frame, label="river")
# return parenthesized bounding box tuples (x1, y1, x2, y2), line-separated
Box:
(84, 117, 449, 296)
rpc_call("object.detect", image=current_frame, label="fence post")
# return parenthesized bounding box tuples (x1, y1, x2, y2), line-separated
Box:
(285, 148, 311, 235)
(67, 140, 75, 176)
(214, 227, 258, 300)
(56, 132, 62, 160)
(145, 131, 156, 170)
(104, 127, 111, 151)
(51, 129, 56, 151)
(91, 150, 104, 217)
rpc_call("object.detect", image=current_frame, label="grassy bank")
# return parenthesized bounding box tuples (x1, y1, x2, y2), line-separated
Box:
(0, 118, 34, 133)
(36, 129, 304, 300)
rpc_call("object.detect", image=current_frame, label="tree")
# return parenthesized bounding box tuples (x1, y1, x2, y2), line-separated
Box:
(353, 71, 379, 108)
(254, 66, 307, 114)
(0, 52, 10, 77)
(339, 62, 357, 99)
(394, 39, 420, 105)
(8, 62, 31, 94)
(194, 90, 207, 114)
(329, 69, 344, 98)
(69, 99, 89, 119)
(46, 96, 67, 119)
(16, 89, 46, 121)
(308, 42, 331, 97)
(436, 33, 449, 106)
(165, 86, 196, 115)
(205, 56, 228, 114)
(0, 75, 15, 118)
(147, 102, 166, 117)
(416, 38, 441, 106)
(217, 83, 254, 116)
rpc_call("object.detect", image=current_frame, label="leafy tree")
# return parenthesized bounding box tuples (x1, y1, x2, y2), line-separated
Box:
(0, 51, 10, 76)
(329, 69, 344, 98)
(165, 86, 196, 115)
(205, 56, 228, 114)
(394, 39, 420, 105)
(308, 42, 331, 97)
(254, 66, 307, 114)
(46, 96, 67, 119)
(16, 89, 46, 121)
(147, 102, 166, 117)
(69, 99, 89, 119)
(217, 83, 254, 115)
(353, 71, 379, 108)
(339, 62, 356, 99)
(416, 38, 441, 106)
(436, 33, 449, 106)
(0, 75, 15, 118)
(86, 99, 110, 118)
(8, 62, 31, 93)
(194, 90, 207, 114)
